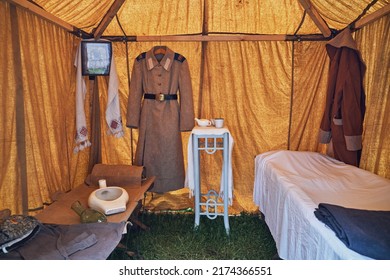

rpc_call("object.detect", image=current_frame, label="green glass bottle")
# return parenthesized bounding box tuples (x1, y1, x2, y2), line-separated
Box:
(71, 200, 107, 223)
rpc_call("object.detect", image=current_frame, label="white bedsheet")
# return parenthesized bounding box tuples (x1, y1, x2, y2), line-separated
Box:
(253, 150, 390, 260)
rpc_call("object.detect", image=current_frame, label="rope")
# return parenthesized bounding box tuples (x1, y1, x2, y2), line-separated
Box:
(294, 10, 307, 38)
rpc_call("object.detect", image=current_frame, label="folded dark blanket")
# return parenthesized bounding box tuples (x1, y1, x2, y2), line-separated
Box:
(314, 203, 390, 259)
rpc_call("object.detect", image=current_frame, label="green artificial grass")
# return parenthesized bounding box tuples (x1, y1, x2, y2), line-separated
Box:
(109, 211, 277, 260)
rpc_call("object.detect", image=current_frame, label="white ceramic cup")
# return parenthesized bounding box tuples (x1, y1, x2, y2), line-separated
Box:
(98, 179, 107, 189)
(214, 118, 224, 128)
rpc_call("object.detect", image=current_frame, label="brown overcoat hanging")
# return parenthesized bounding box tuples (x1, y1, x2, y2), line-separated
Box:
(126, 46, 195, 193)
(319, 28, 366, 166)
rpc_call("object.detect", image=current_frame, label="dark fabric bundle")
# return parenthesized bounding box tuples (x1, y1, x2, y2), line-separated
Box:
(0, 215, 41, 254)
(314, 203, 390, 259)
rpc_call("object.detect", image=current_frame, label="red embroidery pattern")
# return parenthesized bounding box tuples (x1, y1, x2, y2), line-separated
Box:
(80, 126, 88, 136)
(110, 120, 118, 129)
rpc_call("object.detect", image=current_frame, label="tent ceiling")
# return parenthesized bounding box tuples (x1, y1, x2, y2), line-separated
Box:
(9, 0, 390, 41)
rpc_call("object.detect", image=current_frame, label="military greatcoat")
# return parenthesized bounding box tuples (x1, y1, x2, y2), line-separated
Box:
(126, 46, 195, 193)
(318, 28, 366, 166)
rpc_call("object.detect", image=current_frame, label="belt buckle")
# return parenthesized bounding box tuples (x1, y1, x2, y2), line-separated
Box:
(157, 94, 165, 101)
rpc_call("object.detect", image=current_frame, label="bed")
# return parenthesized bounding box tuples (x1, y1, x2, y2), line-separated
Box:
(253, 150, 390, 260)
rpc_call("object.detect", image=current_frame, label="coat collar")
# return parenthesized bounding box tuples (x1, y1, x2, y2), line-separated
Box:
(326, 28, 358, 52)
(326, 28, 366, 71)
(146, 46, 174, 71)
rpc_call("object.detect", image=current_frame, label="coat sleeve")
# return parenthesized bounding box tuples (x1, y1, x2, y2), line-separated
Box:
(340, 49, 365, 151)
(178, 59, 195, 131)
(319, 86, 334, 144)
(126, 59, 143, 128)
(319, 53, 339, 144)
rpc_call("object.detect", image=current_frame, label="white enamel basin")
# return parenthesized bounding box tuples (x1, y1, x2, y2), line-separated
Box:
(88, 186, 129, 215)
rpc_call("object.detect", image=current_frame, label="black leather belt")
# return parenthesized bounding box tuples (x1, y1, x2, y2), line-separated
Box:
(144, 93, 178, 101)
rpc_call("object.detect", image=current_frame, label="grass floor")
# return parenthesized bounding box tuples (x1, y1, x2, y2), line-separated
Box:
(108, 211, 277, 260)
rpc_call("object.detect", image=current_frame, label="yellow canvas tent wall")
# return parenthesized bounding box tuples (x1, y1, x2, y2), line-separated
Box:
(1, 0, 389, 215)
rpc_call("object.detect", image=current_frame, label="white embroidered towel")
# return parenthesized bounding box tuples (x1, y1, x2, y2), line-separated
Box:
(105, 57, 124, 138)
(74, 43, 90, 153)
(73, 41, 123, 153)
(185, 126, 234, 205)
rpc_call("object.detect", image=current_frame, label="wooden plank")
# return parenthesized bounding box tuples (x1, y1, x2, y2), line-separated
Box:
(355, 4, 390, 29)
(198, 0, 208, 118)
(93, 0, 126, 39)
(299, 0, 332, 37)
(104, 33, 335, 42)
(5, 0, 74, 32)
(202, 0, 209, 34)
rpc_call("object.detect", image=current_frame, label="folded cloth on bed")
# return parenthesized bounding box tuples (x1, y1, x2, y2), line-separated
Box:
(314, 203, 390, 259)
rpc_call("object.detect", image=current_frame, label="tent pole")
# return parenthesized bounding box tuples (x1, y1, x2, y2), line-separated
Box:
(287, 42, 295, 151)
(5, 0, 74, 32)
(93, 0, 126, 40)
(354, 4, 390, 29)
(298, 0, 331, 37)
(88, 77, 102, 173)
(125, 41, 134, 165)
(197, 0, 209, 117)
(115, 14, 135, 164)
